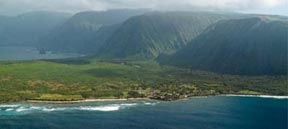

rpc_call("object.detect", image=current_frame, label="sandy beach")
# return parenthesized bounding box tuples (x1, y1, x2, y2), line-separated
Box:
(27, 98, 149, 104)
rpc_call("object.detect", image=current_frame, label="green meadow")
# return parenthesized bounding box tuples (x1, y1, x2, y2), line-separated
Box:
(0, 59, 287, 103)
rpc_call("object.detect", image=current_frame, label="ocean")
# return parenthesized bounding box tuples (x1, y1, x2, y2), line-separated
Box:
(0, 46, 82, 61)
(0, 96, 287, 129)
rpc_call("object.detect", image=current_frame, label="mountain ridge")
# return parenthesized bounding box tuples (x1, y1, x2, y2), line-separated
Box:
(97, 12, 235, 59)
(40, 9, 149, 54)
(158, 16, 288, 75)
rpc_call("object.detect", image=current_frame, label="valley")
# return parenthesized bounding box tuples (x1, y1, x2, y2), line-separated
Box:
(0, 10, 287, 104)
(0, 1, 287, 129)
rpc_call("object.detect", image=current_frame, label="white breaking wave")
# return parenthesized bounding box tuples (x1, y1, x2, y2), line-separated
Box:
(0, 104, 20, 108)
(257, 95, 288, 99)
(79, 106, 120, 111)
(15, 107, 31, 112)
(143, 102, 158, 106)
(223, 94, 288, 99)
(77, 103, 139, 111)
(119, 103, 138, 106)
(0, 102, 157, 115)
(144, 102, 153, 105)
(30, 106, 42, 110)
(5, 108, 14, 111)
(42, 107, 67, 112)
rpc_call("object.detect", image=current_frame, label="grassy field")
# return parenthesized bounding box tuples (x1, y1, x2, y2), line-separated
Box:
(0, 59, 287, 103)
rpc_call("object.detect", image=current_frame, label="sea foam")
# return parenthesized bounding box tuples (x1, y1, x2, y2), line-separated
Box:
(257, 95, 288, 99)
(79, 106, 120, 111)
(223, 94, 288, 99)
(0, 101, 157, 115)
(0, 104, 20, 108)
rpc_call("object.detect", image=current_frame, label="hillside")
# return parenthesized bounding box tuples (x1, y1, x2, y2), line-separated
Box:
(40, 9, 148, 54)
(98, 12, 233, 59)
(159, 16, 288, 75)
(0, 11, 71, 46)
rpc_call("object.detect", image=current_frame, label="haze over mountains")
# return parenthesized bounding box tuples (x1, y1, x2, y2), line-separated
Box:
(0, 11, 70, 46)
(0, 10, 287, 75)
(40, 9, 148, 54)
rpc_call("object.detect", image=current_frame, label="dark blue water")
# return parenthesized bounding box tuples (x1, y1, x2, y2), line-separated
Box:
(0, 96, 287, 129)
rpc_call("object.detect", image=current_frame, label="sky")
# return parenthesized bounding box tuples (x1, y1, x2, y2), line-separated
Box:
(0, 0, 287, 16)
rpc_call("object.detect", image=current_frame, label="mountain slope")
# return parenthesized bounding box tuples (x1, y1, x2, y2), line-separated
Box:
(159, 16, 288, 75)
(40, 9, 148, 54)
(98, 12, 234, 59)
(0, 11, 71, 46)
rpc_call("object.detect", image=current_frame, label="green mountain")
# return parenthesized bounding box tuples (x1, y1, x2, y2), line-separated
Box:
(40, 9, 148, 54)
(0, 11, 71, 46)
(98, 12, 235, 59)
(159, 16, 288, 75)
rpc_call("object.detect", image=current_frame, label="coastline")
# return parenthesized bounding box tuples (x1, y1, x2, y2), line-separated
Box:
(0, 94, 286, 105)
(220, 94, 288, 99)
(26, 98, 149, 104)
(25, 94, 288, 104)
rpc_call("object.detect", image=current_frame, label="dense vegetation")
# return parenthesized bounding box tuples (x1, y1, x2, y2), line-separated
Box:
(159, 16, 288, 75)
(98, 12, 233, 59)
(0, 60, 286, 103)
(40, 9, 148, 54)
(0, 11, 287, 103)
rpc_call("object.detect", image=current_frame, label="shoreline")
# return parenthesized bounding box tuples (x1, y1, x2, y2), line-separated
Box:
(26, 94, 288, 104)
(26, 98, 149, 104)
(172, 94, 288, 102)
(1, 94, 287, 105)
(220, 94, 288, 99)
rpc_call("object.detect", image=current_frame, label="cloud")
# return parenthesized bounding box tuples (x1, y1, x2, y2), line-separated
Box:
(0, 0, 286, 15)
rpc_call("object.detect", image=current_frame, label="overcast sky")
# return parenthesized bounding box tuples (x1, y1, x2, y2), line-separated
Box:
(0, 0, 287, 16)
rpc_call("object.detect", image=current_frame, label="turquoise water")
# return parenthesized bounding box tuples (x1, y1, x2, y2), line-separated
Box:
(0, 46, 82, 61)
(0, 96, 287, 129)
